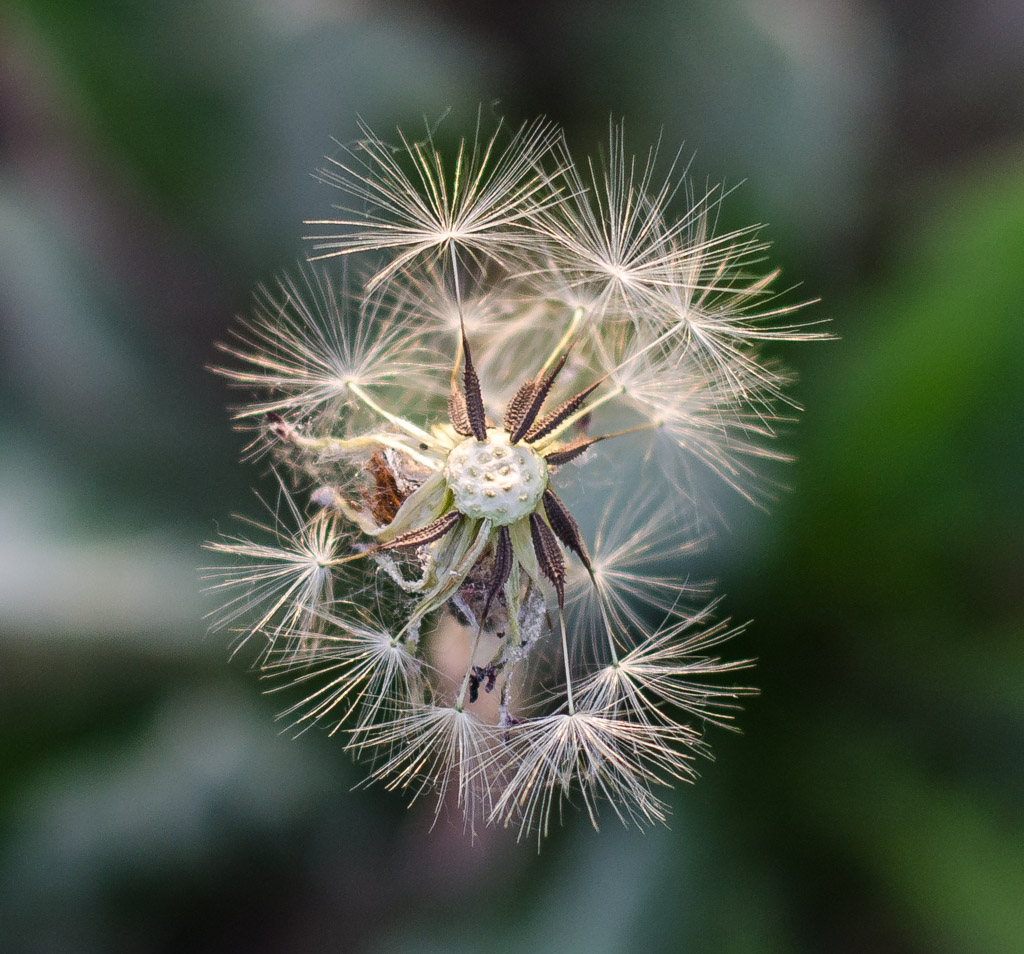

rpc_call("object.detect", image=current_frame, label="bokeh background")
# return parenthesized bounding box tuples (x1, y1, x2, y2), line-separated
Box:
(2, 1, 1023, 952)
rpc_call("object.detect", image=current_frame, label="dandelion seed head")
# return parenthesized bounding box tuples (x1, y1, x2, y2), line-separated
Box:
(208, 110, 825, 841)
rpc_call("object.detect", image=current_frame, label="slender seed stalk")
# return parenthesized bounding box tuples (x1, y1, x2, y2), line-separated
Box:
(537, 305, 587, 377)
(347, 381, 437, 445)
(558, 607, 575, 715)
(594, 584, 621, 666)
(287, 430, 441, 470)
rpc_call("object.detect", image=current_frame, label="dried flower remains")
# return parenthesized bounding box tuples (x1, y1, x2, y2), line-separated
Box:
(206, 113, 824, 841)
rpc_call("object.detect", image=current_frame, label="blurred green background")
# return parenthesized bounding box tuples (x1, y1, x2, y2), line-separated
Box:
(1, 1, 1022, 952)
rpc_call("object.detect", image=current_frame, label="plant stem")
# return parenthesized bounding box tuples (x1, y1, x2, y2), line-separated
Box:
(347, 381, 436, 445)
(538, 305, 586, 377)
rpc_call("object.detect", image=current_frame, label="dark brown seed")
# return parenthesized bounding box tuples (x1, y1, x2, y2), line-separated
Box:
(542, 489, 591, 570)
(461, 330, 488, 441)
(508, 351, 569, 444)
(529, 512, 565, 608)
(542, 436, 602, 467)
(448, 384, 473, 437)
(379, 510, 461, 551)
(265, 411, 295, 442)
(503, 379, 540, 435)
(524, 380, 602, 444)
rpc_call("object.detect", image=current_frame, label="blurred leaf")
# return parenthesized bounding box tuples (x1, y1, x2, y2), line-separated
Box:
(8, 0, 509, 256)
(552, 0, 890, 255)
(797, 718, 1024, 954)
(745, 155, 1024, 954)
(0, 686, 347, 953)
(375, 824, 681, 954)
(789, 156, 1024, 625)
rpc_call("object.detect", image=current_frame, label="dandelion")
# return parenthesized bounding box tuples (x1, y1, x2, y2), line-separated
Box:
(565, 495, 712, 652)
(306, 112, 565, 294)
(269, 607, 424, 734)
(214, 265, 437, 434)
(208, 112, 825, 840)
(493, 707, 704, 841)
(203, 480, 350, 660)
(531, 123, 702, 324)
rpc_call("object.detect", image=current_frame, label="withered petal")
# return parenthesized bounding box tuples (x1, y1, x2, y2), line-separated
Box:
(481, 524, 514, 622)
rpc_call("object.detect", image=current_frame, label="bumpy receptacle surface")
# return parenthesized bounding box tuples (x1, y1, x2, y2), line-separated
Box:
(443, 430, 548, 525)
